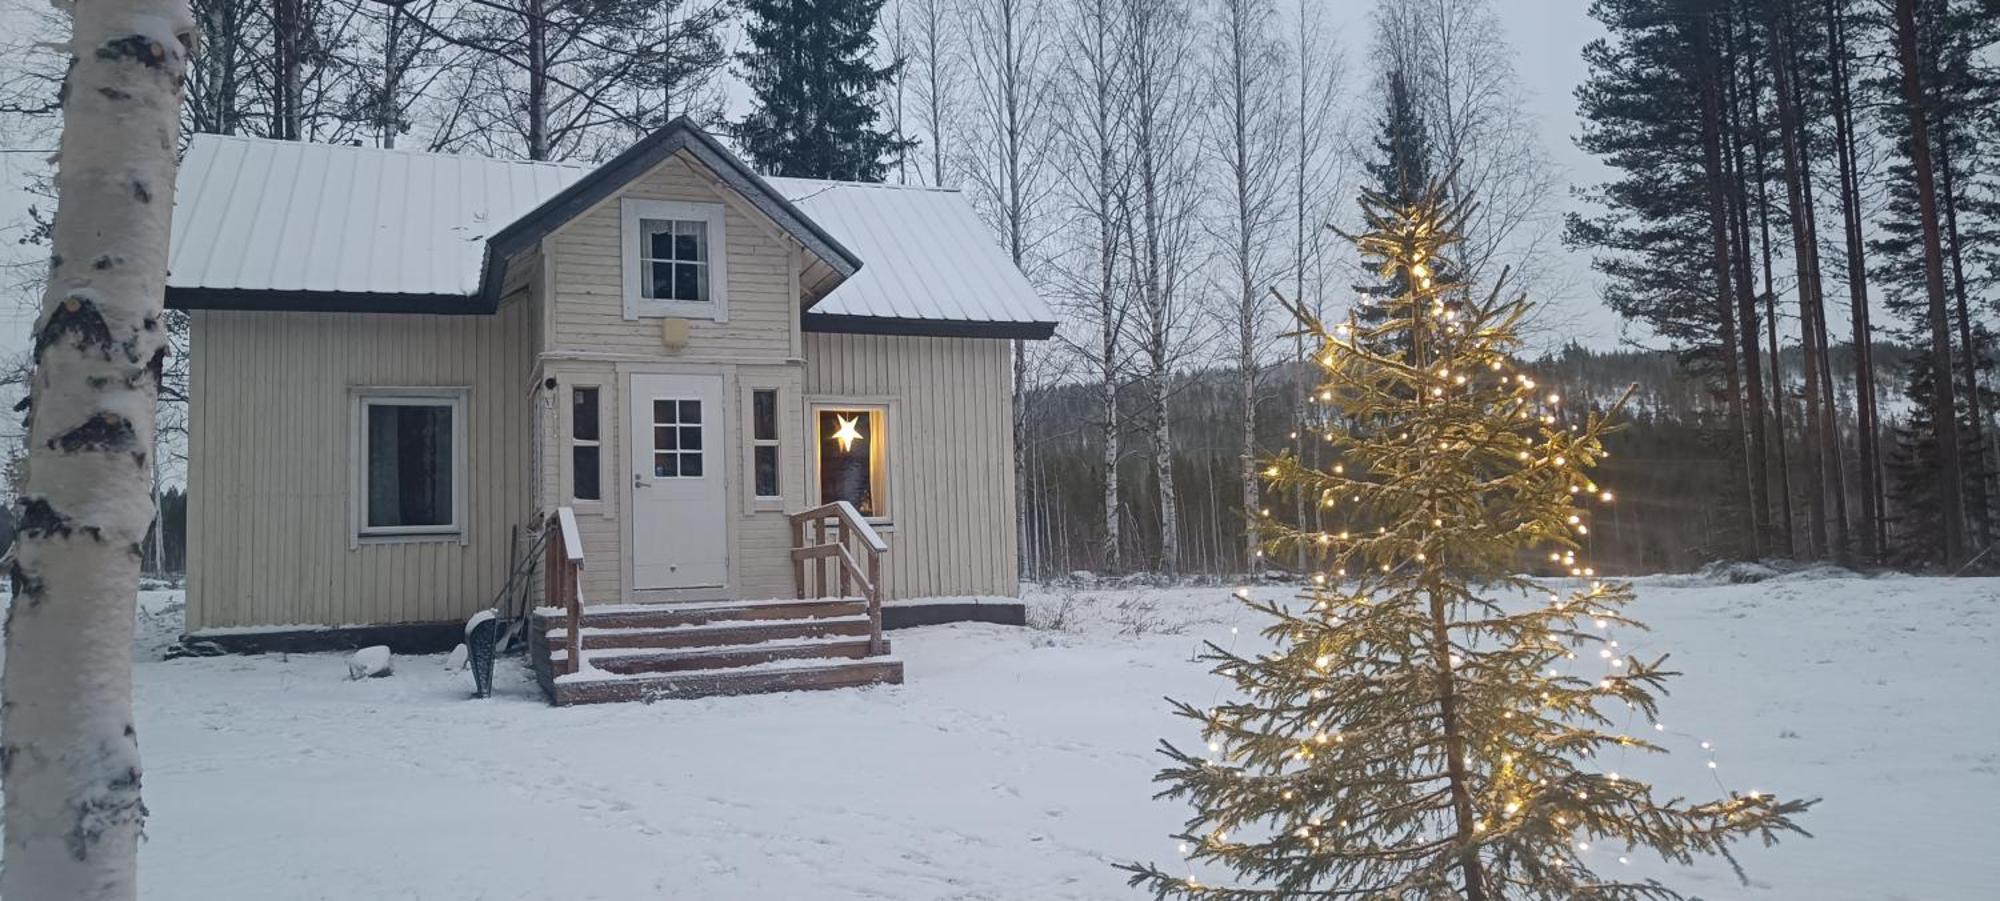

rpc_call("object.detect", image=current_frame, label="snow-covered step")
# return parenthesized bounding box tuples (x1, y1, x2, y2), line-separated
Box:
(533, 597, 867, 631)
(547, 657, 904, 706)
(545, 614, 874, 650)
(551, 635, 891, 676)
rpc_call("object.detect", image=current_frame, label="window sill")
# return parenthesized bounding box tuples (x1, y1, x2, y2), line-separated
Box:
(626, 302, 726, 323)
(752, 497, 786, 513)
(355, 531, 465, 547)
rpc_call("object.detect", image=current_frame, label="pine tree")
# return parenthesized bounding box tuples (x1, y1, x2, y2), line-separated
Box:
(1123, 179, 1811, 899)
(736, 0, 909, 180)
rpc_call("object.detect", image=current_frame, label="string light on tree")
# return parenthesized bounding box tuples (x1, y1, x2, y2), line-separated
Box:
(1121, 174, 1813, 899)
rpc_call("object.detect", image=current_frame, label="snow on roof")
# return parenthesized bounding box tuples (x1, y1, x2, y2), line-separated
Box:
(167, 134, 1054, 331)
(765, 177, 1054, 327)
(169, 134, 588, 297)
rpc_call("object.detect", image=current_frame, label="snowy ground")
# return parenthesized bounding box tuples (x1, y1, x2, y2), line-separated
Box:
(4, 573, 1996, 899)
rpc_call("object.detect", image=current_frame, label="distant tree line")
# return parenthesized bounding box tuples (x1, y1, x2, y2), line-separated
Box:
(1571, 0, 2000, 571)
(1019, 340, 1923, 577)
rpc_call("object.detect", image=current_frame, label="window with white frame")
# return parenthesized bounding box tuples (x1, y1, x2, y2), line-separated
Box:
(751, 389, 781, 499)
(571, 386, 601, 501)
(621, 198, 729, 321)
(356, 390, 466, 537)
(812, 404, 887, 519)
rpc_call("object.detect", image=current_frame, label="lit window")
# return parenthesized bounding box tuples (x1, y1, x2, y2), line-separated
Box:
(357, 392, 465, 536)
(571, 387, 601, 501)
(814, 406, 886, 518)
(752, 389, 781, 499)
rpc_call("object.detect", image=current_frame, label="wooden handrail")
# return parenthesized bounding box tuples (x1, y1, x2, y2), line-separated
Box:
(789, 501, 886, 655)
(790, 500, 887, 552)
(556, 507, 584, 564)
(544, 507, 585, 675)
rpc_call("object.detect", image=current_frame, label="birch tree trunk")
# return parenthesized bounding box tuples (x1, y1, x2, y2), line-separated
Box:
(2, 2, 195, 897)
(1209, 0, 1282, 573)
(526, 0, 549, 160)
(1052, 0, 1126, 572)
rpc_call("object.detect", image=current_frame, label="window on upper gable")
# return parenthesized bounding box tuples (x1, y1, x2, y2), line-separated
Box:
(638, 219, 709, 302)
(621, 198, 729, 321)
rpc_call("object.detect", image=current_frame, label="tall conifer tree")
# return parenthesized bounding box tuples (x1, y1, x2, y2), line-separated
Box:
(736, 0, 908, 180)
(1357, 68, 1442, 331)
(1364, 68, 1435, 210)
(1124, 178, 1811, 899)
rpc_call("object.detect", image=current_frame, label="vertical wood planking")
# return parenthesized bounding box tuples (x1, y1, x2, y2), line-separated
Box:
(184, 300, 534, 630)
(801, 332, 1021, 600)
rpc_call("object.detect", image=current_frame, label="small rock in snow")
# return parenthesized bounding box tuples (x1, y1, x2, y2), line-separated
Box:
(347, 645, 394, 679)
(445, 643, 469, 670)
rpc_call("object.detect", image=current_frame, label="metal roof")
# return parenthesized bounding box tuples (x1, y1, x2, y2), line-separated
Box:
(168, 134, 588, 299)
(166, 132, 1056, 336)
(766, 178, 1055, 332)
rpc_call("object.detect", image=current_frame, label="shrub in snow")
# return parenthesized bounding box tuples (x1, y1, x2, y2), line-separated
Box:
(445, 643, 468, 670)
(347, 645, 393, 679)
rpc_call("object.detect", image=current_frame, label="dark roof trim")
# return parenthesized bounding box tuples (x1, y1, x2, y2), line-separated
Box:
(167, 287, 488, 315)
(802, 312, 1056, 341)
(475, 118, 864, 312)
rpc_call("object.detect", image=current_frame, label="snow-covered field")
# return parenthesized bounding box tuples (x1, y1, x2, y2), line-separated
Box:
(5, 573, 1996, 899)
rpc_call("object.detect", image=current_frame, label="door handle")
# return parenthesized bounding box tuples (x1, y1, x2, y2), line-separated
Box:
(633, 473, 650, 488)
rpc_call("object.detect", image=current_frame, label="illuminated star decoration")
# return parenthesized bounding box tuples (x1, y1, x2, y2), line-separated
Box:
(832, 414, 864, 453)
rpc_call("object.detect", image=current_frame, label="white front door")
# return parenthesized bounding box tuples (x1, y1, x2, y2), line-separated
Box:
(629, 374, 728, 590)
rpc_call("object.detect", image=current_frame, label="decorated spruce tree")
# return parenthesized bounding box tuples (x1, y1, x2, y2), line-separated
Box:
(1123, 180, 1812, 899)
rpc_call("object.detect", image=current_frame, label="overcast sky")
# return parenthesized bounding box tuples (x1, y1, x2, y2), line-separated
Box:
(0, 0, 1629, 360)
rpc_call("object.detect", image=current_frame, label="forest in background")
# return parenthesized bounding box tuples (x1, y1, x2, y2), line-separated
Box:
(1018, 341, 1917, 577)
(0, 0, 1995, 580)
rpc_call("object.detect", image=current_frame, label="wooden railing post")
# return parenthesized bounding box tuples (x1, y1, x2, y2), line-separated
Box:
(791, 517, 807, 599)
(814, 516, 829, 598)
(836, 517, 852, 598)
(866, 548, 884, 655)
(564, 556, 580, 676)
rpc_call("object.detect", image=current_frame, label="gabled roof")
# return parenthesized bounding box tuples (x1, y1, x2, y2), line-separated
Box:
(165, 122, 1055, 338)
(473, 118, 862, 312)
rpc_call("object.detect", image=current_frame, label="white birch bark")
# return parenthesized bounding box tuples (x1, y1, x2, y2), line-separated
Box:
(911, 0, 961, 186)
(1124, 0, 1200, 575)
(1204, 0, 1286, 573)
(1286, 0, 1346, 571)
(2, 2, 194, 897)
(961, 0, 1051, 580)
(1051, 0, 1129, 572)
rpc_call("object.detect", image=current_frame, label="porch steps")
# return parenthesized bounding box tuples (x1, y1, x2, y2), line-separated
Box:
(529, 600, 903, 705)
(546, 658, 906, 706)
(550, 635, 891, 675)
(547, 614, 875, 650)
(538, 597, 868, 630)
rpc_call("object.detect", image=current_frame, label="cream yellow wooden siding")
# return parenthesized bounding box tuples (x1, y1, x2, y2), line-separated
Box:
(535, 152, 807, 604)
(184, 301, 534, 631)
(546, 154, 800, 361)
(802, 333, 1020, 599)
(534, 363, 809, 604)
